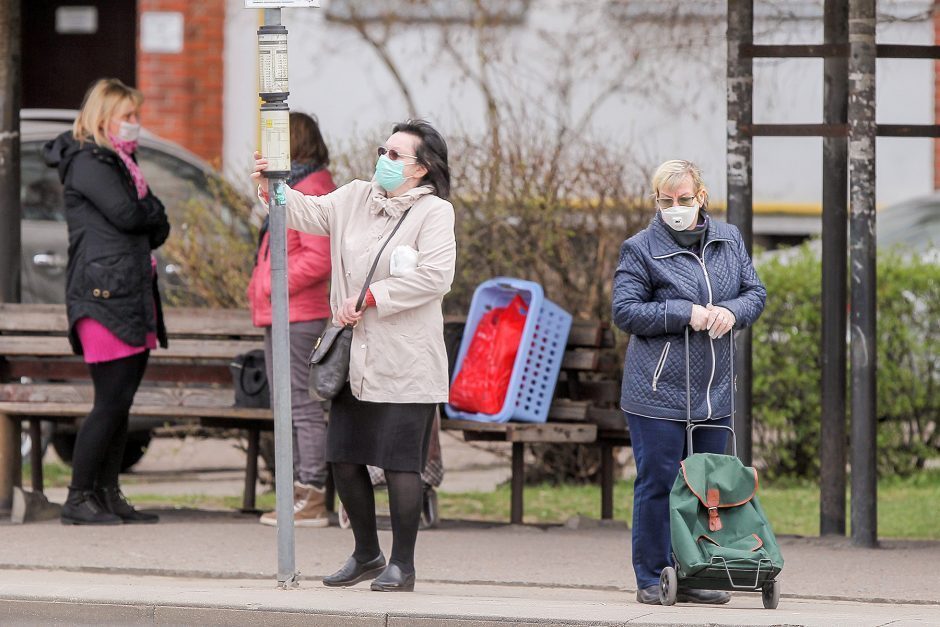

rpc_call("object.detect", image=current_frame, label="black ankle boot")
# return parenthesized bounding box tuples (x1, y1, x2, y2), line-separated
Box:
(61, 487, 122, 525)
(97, 486, 159, 524)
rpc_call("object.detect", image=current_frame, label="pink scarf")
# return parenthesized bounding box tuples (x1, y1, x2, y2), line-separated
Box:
(109, 135, 149, 200)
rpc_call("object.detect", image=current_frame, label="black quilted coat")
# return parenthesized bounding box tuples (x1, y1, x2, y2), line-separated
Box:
(612, 215, 766, 422)
(43, 132, 170, 355)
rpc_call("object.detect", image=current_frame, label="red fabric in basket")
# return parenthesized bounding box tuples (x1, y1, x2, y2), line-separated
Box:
(449, 295, 528, 415)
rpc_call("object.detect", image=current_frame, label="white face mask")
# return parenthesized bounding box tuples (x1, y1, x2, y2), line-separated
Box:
(660, 203, 699, 231)
(116, 121, 141, 142)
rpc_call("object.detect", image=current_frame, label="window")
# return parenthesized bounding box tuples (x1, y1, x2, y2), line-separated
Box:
(21, 142, 66, 222)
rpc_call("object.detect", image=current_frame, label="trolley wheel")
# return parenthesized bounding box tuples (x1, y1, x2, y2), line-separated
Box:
(659, 567, 678, 606)
(762, 580, 780, 609)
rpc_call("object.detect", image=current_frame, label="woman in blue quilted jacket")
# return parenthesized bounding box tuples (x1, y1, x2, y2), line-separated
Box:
(612, 160, 766, 605)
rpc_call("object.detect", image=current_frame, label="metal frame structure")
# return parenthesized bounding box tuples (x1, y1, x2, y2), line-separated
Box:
(0, 0, 23, 516)
(726, 0, 940, 547)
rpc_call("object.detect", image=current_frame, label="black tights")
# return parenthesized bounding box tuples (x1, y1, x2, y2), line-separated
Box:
(70, 351, 150, 490)
(331, 462, 424, 573)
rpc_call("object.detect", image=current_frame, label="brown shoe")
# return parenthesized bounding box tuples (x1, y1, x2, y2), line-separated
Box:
(259, 481, 329, 528)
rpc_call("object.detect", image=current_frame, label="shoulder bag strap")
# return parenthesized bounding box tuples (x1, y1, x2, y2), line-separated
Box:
(354, 209, 411, 312)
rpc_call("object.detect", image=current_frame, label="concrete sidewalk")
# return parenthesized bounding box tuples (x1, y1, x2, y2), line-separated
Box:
(1, 569, 937, 627)
(1, 509, 938, 626)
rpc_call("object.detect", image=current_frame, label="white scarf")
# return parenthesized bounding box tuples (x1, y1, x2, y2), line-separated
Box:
(366, 182, 435, 218)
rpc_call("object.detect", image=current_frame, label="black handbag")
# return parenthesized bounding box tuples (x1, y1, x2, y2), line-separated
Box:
(230, 349, 271, 408)
(308, 210, 411, 400)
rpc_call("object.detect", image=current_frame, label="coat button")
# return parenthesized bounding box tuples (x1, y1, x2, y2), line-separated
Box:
(102, 290, 111, 299)
(92, 288, 101, 297)
(360, 344, 366, 349)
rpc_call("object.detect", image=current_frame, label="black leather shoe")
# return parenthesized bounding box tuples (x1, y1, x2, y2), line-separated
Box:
(97, 486, 159, 524)
(677, 588, 731, 604)
(635, 585, 661, 605)
(323, 553, 386, 587)
(61, 488, 122, 526)
(370, 563, 415, 592)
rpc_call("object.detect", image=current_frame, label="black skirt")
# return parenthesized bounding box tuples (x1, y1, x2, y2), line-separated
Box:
(326, 383, 436, 473)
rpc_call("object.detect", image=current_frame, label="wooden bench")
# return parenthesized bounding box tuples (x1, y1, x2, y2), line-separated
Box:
(0, 303, 273, 511)
(442, 319, 629, 524)
(1, 304, 631, 526)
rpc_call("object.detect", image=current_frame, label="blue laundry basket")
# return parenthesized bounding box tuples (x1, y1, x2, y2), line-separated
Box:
(445, 277, 572, 423)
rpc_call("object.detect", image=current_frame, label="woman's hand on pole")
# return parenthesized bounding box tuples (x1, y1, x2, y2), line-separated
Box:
(250, 151, 270, 204)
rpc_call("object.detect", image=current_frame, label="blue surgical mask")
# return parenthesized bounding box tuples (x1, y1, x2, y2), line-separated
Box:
(375, 155, 407, 192)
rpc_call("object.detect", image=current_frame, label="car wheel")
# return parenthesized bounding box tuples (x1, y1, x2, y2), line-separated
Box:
(51, 431, 76, 464)
(121, 431, 151, 471)
(51, 430, 151, 471)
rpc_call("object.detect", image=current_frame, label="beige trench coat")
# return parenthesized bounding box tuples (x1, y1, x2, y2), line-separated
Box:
(283, 179, 456, 404)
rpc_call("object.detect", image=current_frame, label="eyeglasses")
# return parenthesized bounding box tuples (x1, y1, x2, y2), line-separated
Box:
(377, 146, 417, 162)
(655, 195, 698, 210)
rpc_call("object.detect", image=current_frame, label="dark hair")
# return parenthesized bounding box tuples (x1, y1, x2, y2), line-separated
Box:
(290, 112, 330, 167)
(392, 119, 450, 199)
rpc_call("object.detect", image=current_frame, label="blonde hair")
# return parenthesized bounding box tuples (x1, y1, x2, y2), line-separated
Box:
(72, 78, 144, 150)
(651, 159, 708, 205)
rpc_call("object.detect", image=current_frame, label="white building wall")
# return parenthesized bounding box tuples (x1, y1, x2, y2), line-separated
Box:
(223, 0, 934, 208)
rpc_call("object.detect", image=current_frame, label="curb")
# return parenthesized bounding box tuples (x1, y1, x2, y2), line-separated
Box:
(0, 563, 936, 607)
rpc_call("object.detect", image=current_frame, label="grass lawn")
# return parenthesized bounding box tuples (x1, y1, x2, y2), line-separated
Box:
(25, 462, 939, 540)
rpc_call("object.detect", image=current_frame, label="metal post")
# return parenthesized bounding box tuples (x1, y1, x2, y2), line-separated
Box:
(262, 7, 298, 588)
(0, 0, 22, 516)
(820, 0, 849, 537)
(726, 0, 754, 465)
(847, 0, 877, 548)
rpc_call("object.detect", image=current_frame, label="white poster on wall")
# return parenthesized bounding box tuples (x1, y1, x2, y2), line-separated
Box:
(245, 1, 320, 7)
(140, 12, 185, 54)
(55, 6, 98, 34)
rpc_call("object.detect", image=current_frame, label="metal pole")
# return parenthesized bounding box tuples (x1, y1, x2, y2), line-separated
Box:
(726, 0, 754, 465)
(848, 0, 877, 548)
(263, 7, 298, 588)
(820, 0, 849, 537)
(0, 0, 23, 516)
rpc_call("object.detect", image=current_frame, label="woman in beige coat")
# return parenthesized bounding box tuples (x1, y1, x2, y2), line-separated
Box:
(252, 119, 455, 592)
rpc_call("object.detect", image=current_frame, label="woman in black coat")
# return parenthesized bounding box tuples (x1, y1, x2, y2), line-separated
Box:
(43, 78, 170, 525)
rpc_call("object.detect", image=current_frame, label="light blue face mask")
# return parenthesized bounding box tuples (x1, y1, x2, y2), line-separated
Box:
(375, 155, 407, 192)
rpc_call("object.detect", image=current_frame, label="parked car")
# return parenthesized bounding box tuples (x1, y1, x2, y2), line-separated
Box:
(757, 192, 940, 265)
(16, 109, 253, 470)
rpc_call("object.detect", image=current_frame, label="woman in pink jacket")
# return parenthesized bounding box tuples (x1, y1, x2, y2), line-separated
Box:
(248, 112, 334, 528)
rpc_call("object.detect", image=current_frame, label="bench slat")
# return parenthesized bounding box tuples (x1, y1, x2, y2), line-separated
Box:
(0, 304, 261, 338)
(0, 336, 262, 360)
(0, 383, 240, 409)
(441, 419, 596, 443)
(0, 401, 271, 420)
(1, 360, 232, 385)
(546, 399, 590, 422)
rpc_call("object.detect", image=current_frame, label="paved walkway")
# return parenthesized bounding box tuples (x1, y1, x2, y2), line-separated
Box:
(1, 509, 938, 625)
(4, 437, 938, 625)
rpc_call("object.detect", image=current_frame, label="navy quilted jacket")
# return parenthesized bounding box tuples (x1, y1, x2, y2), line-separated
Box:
(612, 215, 766, 421)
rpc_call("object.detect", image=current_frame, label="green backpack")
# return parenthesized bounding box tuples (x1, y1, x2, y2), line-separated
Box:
(669, 452, 784, 590)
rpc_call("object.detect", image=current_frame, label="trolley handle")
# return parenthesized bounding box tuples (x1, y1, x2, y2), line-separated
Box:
(684, 326, 737, 458)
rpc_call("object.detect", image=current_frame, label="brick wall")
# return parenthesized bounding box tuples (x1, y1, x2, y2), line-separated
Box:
(137, 0, 226, 164)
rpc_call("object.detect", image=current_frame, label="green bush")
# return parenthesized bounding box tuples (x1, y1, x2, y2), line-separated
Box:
(753, 245, 939, 479)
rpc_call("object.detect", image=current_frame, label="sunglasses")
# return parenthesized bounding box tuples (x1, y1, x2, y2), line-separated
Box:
(655, 195, 698, 210)
(377, 146, 417, 162)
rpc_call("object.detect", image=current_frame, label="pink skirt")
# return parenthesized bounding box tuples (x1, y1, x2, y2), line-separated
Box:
(75, 318, 157, 364)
